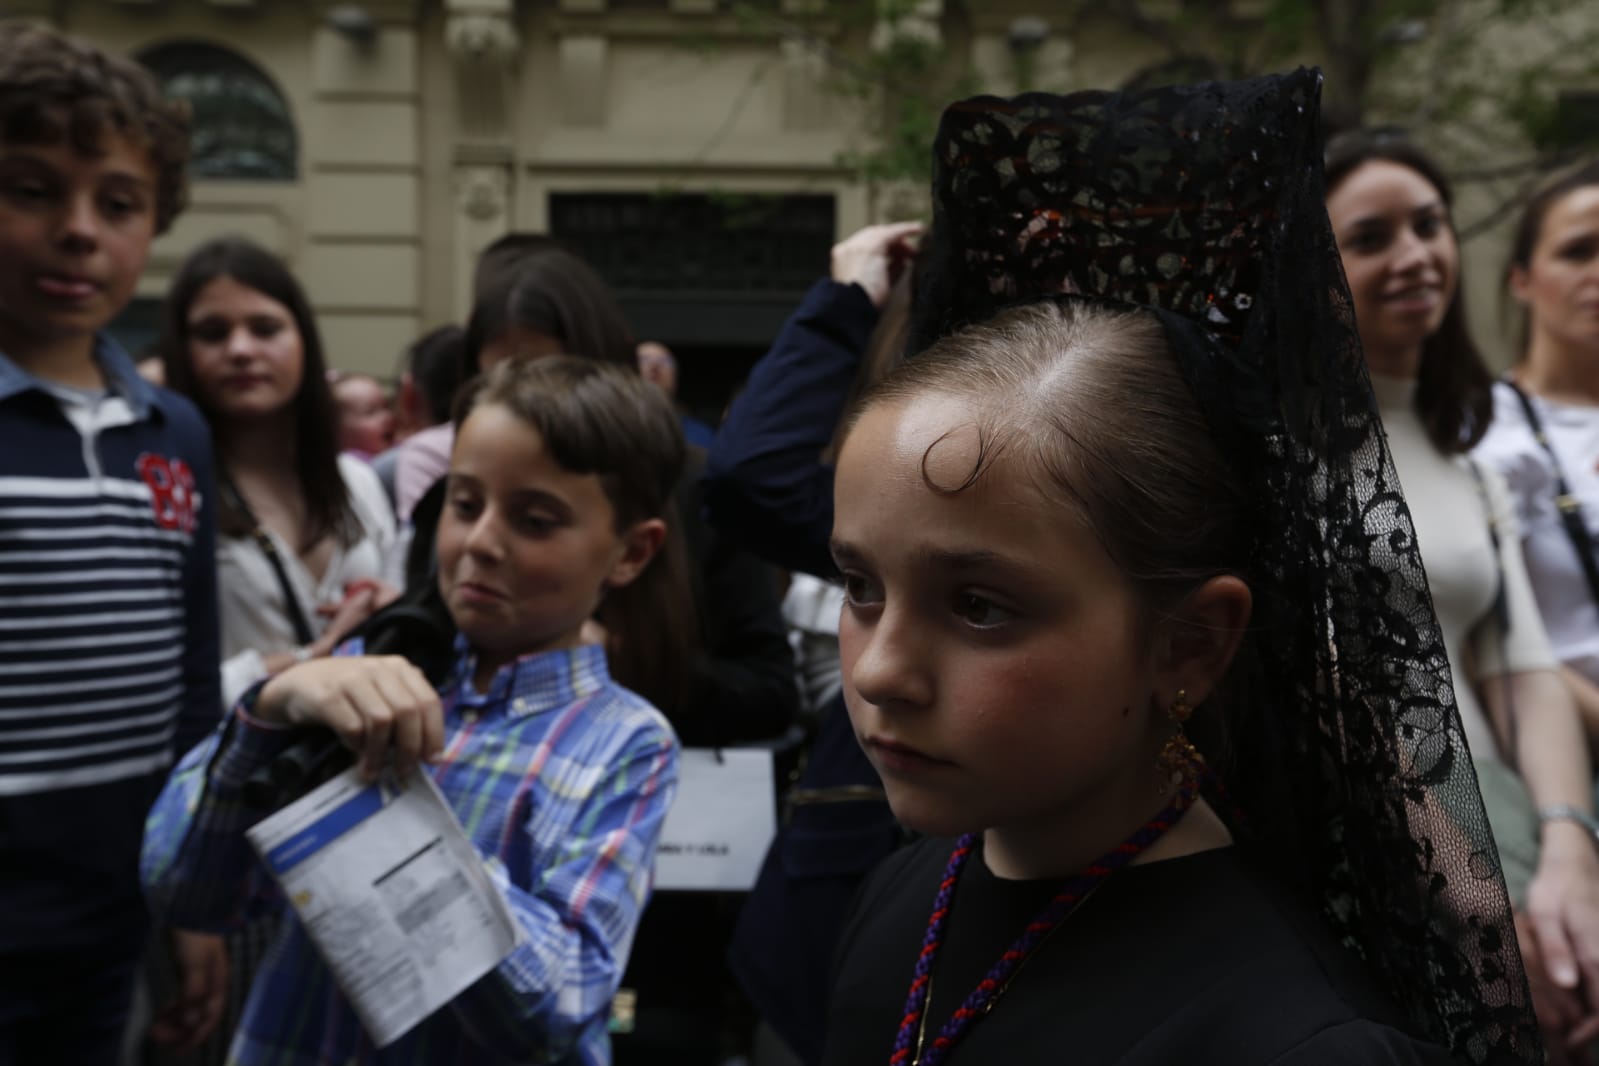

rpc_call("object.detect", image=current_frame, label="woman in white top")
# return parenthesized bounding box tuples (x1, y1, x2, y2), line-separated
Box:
(153, 237, 399, 1063)
(160, 237, 398, 708)
(1475, 162, 1599, 747)
(1327, 133, 1599, 1061)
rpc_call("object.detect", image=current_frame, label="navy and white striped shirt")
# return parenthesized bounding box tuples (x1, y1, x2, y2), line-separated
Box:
(0, 336, 221, 955)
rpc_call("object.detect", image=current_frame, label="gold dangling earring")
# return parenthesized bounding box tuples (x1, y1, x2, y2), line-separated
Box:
(1156, 688, 1200, 794)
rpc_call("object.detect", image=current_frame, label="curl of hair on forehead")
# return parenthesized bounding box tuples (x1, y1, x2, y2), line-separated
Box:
(453, 355, 698, 712)
(917, 421, 1012, 497)
(844, 299, 1251, 619)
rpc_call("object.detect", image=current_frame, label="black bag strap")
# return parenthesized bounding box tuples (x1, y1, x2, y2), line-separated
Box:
(220, 471, 316, 647)
(1502, 378, 1599, 610)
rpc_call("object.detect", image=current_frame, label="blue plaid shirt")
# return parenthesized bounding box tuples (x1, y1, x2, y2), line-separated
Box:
(141, 640, 679, 1065)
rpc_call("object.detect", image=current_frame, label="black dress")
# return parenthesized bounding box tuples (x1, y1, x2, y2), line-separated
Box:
(823, 838, 1458, 1065)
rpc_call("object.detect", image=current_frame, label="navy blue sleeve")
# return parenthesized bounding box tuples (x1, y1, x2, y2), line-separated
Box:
(166, 393, 224, 758)
(703, 279, 879, 578)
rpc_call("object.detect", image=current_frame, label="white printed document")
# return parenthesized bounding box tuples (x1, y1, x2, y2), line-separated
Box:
(246, 765, 520, 1047)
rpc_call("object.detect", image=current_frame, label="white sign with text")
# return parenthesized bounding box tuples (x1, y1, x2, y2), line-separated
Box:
(653, 748, 777, 892)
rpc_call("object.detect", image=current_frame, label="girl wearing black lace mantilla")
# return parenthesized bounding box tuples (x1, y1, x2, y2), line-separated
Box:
(820, 71, 1543, 1065)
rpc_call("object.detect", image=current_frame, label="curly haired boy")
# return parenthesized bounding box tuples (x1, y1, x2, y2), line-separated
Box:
(0, 23, 223, 1063)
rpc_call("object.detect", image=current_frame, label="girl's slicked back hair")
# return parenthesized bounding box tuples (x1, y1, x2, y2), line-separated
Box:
(851, 297, 1250, 638)
(848, 297, 1256, 782)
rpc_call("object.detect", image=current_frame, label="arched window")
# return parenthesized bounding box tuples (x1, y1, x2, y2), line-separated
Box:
(138, 42, 297, 181)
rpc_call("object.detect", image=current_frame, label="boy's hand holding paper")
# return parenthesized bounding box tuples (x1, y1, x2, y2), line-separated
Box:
(256, 657, 444, 779)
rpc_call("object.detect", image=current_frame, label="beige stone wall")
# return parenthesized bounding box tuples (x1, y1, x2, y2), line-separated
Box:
(10, 1, 424, 376)
(17, 0, 884, 376)
(15, 1, 1593, 376)
(59, 3, 313, 286)
(302, 18, 424, 377)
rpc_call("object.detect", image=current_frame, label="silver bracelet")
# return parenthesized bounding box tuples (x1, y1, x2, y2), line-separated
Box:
(1537, 804, 1599, 842)
(292, 644, 315, 664)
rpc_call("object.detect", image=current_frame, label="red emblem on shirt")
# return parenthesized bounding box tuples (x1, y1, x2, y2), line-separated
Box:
(137, 453, 199, 533)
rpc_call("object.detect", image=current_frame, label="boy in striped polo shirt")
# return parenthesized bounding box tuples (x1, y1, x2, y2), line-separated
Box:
(0, 24, 223, 1062)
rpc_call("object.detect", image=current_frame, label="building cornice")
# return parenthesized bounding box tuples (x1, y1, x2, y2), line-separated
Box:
(312, 0, 424, 23)
(544, 10, 841, 42)
(97, 0, 424, 20)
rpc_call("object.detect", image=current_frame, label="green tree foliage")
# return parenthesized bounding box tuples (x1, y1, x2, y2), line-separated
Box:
(710, 1, 1597, 230)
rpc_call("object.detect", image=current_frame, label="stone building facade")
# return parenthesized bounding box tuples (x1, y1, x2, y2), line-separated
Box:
(5, 0, 910, 390)
(5, 1, 1592, 386)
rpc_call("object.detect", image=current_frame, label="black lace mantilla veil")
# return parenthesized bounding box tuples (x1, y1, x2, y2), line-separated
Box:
(910, 69, 1541, 1062)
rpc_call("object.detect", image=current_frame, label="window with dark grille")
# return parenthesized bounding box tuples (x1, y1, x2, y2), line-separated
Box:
(550, 192, 835, 297)
(138, 42, 298, 181)
(550, 191, 838, 422)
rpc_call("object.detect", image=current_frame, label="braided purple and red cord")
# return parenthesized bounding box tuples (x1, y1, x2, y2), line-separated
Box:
(888, 771, 1201, 1066)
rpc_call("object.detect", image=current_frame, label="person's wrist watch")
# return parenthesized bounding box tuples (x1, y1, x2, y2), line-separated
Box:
(1538, 805, 1599, 845)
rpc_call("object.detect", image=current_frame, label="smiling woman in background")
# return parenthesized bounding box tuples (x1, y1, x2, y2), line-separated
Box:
(162, 238, 398, 710)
